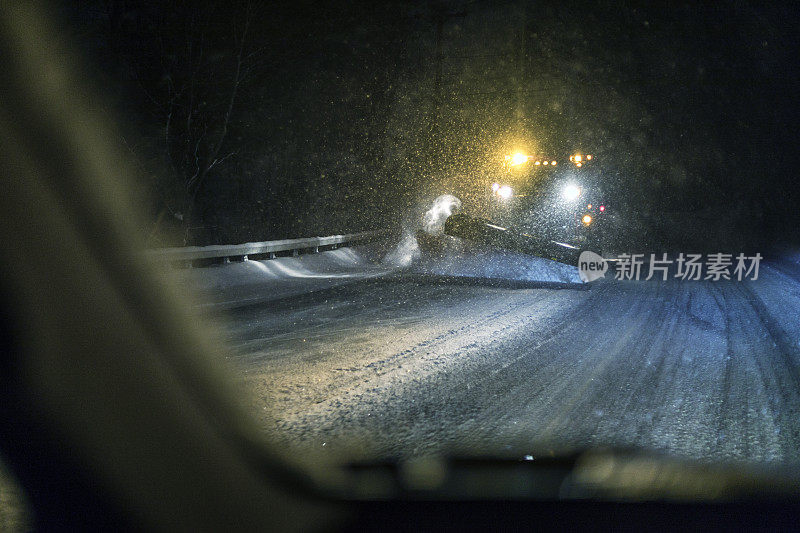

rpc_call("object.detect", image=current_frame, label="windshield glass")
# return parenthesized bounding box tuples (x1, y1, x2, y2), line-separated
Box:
(56, 0, 800, 468)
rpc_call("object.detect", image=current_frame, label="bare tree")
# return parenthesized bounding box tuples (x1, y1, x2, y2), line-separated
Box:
(104, 1, 254, 244)
(164, 4, 252, 243)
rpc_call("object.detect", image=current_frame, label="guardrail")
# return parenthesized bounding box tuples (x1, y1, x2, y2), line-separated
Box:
(144, 230, 388, 267)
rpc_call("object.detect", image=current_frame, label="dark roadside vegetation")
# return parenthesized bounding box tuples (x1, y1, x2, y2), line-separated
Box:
(59, 1, 800, 253)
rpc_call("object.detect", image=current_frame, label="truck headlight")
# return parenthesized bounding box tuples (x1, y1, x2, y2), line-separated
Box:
(563, 184, 581, 201)
(497, 185, 513, 199)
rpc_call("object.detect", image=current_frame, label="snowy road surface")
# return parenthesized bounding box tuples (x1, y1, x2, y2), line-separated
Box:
(184, 247, 800, 466)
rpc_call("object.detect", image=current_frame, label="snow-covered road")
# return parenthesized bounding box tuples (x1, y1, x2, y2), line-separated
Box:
(180, 246, 800, 467)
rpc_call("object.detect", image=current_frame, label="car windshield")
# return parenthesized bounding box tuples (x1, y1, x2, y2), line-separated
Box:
(47, 0, 800, 469)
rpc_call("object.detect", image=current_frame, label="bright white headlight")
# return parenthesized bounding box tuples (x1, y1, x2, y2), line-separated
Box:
(563, 184, 581, 201)
(497, 185, 513, 199)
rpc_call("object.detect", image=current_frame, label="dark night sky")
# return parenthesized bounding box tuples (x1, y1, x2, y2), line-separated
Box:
(60, 0, 800, 249)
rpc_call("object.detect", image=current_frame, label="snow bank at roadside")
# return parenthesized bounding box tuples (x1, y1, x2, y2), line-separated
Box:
(414, 246, 582, 285)
(169, 246, 394, 309)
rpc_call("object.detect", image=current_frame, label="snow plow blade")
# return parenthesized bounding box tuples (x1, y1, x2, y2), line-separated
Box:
(443, 213, 582, 266)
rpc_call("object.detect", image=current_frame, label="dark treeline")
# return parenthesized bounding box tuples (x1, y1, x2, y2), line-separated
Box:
(59, 1, 800, 250)
(62, 0, 422, 245)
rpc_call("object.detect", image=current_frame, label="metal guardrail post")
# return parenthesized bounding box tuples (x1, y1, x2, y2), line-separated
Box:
(144, 229, 388, 267)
